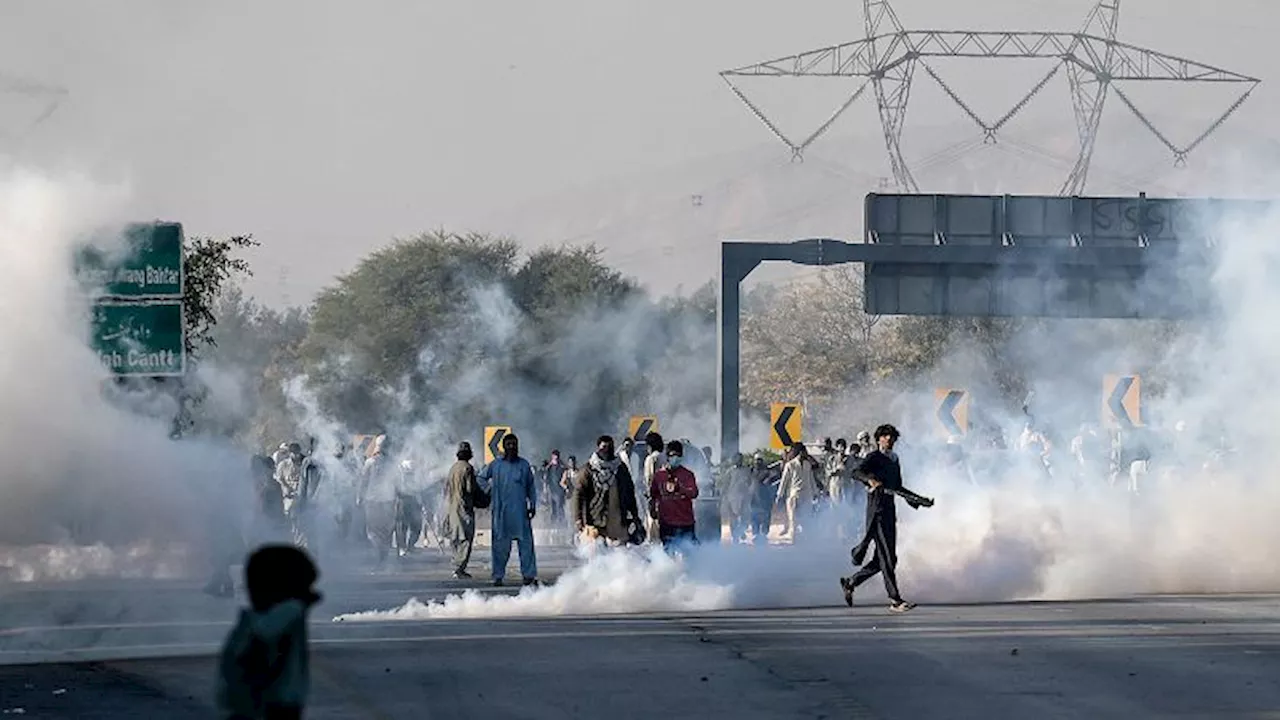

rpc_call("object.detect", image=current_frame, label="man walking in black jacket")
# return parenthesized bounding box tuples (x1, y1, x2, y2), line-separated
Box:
(839, 424, 934, 613)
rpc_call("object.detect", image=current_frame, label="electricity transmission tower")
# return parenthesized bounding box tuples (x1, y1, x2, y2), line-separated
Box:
(721, 0, 1259, 195)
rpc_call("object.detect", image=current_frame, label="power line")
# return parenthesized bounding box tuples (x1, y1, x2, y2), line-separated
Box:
(721, 0, 1258, 195)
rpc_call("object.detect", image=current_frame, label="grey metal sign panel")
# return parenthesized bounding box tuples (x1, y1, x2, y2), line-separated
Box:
(1074, 196, 1143, 246)
(866, 193, 1280, 249)
(1005, 196, 1074, 247)
(947, 276, 992, 316)
(867, 194, 937, 245)
(865, 262, 1211, 319)
(863, 192, 1274, 318)
(938, 195, 1001, 246)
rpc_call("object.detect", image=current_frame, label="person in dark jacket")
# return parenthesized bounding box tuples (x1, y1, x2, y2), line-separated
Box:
(573, 435, 645, 546)
(216, 544, 322, 720)
(649, 440, 700, 551)
(839, 424, 933, 613)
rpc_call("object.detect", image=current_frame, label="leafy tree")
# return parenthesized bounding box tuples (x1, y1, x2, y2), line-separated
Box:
(121, 233, 258, 439)
(294, 232, 723, 448)
(740, 268, 883, 411)
(300, 231, 517, 426)
(660, 280, 715, 323)
(512, 244, 636, 323)
(204, 285, 310, 448)
(183, 234, 259, 358)
(305, 231, 516, 380)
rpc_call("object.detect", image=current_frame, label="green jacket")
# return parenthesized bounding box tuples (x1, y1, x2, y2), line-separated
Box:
(216, 599, 310, 718)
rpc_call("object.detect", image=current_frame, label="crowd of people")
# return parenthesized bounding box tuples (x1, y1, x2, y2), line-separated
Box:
(206, 411, 1240, 718)
(211, 423, 937, 718)
(211, 429, 734, 592)
(211, 409, 1223, 605)
(908, 415, 1237, 497)
(210, 422, 940, 606)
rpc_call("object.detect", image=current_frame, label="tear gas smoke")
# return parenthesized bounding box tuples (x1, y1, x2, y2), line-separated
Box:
(332, 199, 1280, 622)
(824, 201, 1280, 604)
(0, 543, 192, 583)
(0, 167, 251, 579)
(292, 277, 729, 490)
(7, 155, 1275, 631)
(333, 542, 732, 622)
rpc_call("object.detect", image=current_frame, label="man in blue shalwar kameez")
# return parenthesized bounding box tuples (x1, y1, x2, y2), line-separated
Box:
(478, 432, 540, 587)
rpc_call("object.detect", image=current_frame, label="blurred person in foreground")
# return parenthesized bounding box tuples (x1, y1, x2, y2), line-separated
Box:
(840, 424, 934, 614)
(479, 432, 539, 587)
(649, 440, 701, 552)
(216, 544, 321, 720)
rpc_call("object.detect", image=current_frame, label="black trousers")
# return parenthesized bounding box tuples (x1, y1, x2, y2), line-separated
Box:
(659, 523, 698, 551)
(849, 521, 903, 604)
(394, 494, 423, 549)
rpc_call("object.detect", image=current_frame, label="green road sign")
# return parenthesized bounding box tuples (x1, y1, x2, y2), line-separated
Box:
(91, 301, 185, 376)
(76, 222, 184, 298)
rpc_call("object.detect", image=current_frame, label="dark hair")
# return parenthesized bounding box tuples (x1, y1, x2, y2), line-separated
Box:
(244, 544, 320, 612)
(874, 424, 900, 441)
(645, 432, 664, 452)
(835, 438, 847, 448)
(665, 440, 684, 455)
(550, 449, 560, 457)
(791, 441, 807, 457)
(597, 435, 614, 446)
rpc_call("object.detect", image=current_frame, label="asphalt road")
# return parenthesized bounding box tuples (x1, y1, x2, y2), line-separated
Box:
(3, 544, 1280, 719)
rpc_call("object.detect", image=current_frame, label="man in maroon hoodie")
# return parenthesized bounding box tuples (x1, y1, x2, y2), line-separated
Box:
(649, 440, 700, 551)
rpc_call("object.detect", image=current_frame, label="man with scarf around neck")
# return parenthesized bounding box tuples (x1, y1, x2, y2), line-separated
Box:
(478, 432, 539, 587)
(572, 435, 645, 546)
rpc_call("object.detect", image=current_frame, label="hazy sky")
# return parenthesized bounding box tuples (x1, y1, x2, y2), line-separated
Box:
(0, 0, 1274, 306)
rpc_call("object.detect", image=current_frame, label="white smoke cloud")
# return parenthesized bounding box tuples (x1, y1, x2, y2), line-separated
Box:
(287, 274, 722, 494)
(869, 201, 1280, 604)
(330, 199, 1280, 622)
(0, 165, 251, 576)
(333, 542, 732, 621)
